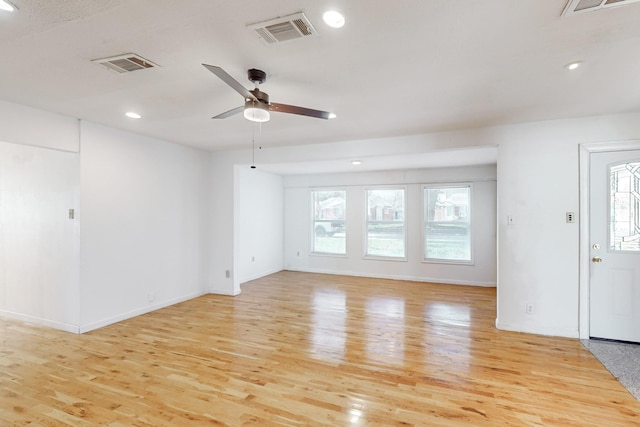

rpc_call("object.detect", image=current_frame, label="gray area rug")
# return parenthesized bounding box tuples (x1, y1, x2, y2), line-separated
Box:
(582, 339, 640, 402)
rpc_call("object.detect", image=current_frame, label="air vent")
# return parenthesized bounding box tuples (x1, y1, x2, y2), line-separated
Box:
(562, 0, 640, 16)
(247, 12, 318, 44)
(92, 53, 158, 73)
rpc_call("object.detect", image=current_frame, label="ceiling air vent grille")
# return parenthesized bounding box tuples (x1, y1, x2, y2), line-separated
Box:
(562, 0, 640, 16)
(92, 53, 158, 73)
(247, 12, 317, 44)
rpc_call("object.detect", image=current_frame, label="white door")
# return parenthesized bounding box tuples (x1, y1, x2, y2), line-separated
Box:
(589, 149, 640, 342)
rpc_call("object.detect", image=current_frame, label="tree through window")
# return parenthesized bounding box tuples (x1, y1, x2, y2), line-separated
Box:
(424, 185, 472, 262)
(365, 188, 406, 259)
(312, 190, 346, 254)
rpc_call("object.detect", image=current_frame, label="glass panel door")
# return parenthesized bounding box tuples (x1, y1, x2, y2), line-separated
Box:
(609, 162, 640, 252)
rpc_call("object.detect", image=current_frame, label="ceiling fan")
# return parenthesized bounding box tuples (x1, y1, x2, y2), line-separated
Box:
(203, 64, 336, 123)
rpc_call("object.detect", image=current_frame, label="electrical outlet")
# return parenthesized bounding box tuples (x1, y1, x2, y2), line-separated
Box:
(566, 212, 576, 223)
(526, 304, 534, 314)
(225, 270, 230, 278)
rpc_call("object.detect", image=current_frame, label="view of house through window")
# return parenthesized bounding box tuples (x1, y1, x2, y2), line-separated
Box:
(312, 190, 346, 254)
(365, 188, 406, 258)
(424, 185, 471, 262)
(610, 162, 640, 252)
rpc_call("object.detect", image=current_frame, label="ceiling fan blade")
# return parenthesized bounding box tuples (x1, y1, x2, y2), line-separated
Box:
(212, 106, 244, 119)
(202, 64, 257, 101)
(270, 102, 334, 120)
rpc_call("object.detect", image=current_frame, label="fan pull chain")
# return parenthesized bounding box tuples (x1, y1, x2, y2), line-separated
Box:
(251, 122, 256, 169)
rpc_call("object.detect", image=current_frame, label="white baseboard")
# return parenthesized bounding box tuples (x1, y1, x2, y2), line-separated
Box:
(285, 267, 496, 287)
(79, 290, 207, 333)
(238, 268, 284, 286)
(209, 287, 241, 296)
(495, 319, 579, 339)
(0, 309, 80, 334)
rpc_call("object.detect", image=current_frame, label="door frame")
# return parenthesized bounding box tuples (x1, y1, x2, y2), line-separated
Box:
(579, 140, 640, 339)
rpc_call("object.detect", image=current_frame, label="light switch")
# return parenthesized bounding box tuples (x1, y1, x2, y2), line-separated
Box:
(566, 212, 576, 223)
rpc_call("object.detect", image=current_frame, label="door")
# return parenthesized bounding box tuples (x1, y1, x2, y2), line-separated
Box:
(589, 149, 640, 342)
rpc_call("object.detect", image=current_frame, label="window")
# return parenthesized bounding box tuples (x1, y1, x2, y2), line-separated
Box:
(312, 190, 346, 255)
(424, 184, 472, 263)
(610, 162, 640, 252)
(365, 188, 406, 259)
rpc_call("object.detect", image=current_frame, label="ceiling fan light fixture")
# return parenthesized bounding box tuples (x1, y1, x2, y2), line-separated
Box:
(0, 0, 16, 11)
(244, 103, 270, 122)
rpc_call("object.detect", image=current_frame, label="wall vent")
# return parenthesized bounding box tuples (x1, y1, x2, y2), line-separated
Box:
(92, 53, 158, 73)
(247, 12, 318, 44)
(562, 0, 640, 16)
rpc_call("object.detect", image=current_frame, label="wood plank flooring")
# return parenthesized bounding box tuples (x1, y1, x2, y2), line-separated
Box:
(1, 271, 639, 426)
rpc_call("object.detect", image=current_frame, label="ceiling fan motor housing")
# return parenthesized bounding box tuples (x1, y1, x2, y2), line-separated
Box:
(249, 88, 269, 104)
(248, 68, 267, 85)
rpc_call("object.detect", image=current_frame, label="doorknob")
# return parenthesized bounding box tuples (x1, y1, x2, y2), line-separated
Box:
(592, 257, 603, 263)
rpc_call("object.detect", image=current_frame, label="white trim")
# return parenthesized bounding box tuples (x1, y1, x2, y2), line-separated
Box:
(210, 287, 241, 296)
(310, 252, 348, 258)
(496, 319, 579, 339)
(578, 140, 640, 340)
(0, 310, 80, 334)
(237, 268, 283, 285)
(286, 267, 496, 287)
(79, 291, 208, 333)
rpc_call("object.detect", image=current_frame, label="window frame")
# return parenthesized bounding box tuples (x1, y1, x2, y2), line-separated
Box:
(363, 186, 408, 261)
(422, 183, 474, 265)
(310, 188, 348, 257)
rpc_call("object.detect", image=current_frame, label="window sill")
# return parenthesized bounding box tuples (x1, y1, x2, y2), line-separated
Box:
(363, 255, 408, 262)
(310, 252, 347, 258)
(423, 258, 474, 266)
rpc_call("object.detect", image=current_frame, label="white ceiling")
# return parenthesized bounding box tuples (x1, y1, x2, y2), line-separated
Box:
(1, 0, 639, 170)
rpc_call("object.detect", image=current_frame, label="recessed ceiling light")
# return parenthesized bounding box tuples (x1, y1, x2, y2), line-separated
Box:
(351, 160, 362, 166)
(125, 112, 142, 119)
(323, 10, 345, 28)
(566, 61, 582, 71)
(0, 0, 16, 12)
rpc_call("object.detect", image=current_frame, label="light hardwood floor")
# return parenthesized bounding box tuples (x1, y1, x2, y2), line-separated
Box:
(1, 271, 639, 426)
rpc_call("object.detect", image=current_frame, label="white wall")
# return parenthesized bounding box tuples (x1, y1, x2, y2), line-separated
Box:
(78, 121, 211, 332)
(0, 101, 81, 331)
(0, 100, 79, 152)
(493, 114, 640, 338)
(282, 166, 496, 286)
(0, 141, 80, 332)
(496, 133, 579, 336)
(210, 152, 238, 295)
(234, 166, 284, 285)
